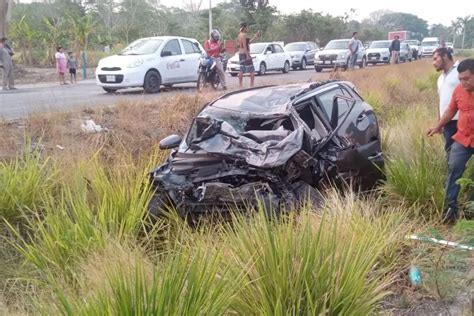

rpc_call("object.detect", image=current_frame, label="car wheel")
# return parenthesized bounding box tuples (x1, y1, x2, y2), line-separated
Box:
(102, 87, 117, 93)
(315, 66, 322, 72)
(282, 61, 290, 73)
(259, 62, 266, 75)
(300, 58, 307, 70)
(230, 73, 238, 77)
(143, 70, 161, 93)
(197, 73, 206, 92)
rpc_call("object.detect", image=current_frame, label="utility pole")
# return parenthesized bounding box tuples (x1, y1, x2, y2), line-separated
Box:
(208, 0, 212, 36)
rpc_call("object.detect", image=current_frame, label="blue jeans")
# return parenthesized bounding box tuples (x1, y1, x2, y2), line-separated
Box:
(445, 141, 474, 213)
(349, 53, 357, 69)
(443, 120, 457, 154)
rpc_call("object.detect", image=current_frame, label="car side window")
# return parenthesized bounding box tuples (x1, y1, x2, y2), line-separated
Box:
(316, 88, 351, 123)
(162, 39, 182, 56)
(182, 39, 201, 54)
(275, 45, 284, 53)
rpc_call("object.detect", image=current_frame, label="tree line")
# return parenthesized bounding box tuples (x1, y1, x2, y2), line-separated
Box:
(3, 0, 473, 66)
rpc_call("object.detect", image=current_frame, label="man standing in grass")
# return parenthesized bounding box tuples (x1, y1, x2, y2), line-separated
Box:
(433, 48, 459, 154)
(427, 58, 474, 224)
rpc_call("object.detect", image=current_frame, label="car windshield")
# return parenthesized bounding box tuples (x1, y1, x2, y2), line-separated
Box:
(369, 41, 391, 48)
(422, 41, 438, 46)
(405, 41, 418, 45)
(119, 38, 163, 55)
(324, 41, 349, 50)
(285, 43, 306, 51)
(250, 43, 267, 54)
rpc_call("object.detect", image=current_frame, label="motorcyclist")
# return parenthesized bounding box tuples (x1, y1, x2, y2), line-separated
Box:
(203, 29, 227, 90)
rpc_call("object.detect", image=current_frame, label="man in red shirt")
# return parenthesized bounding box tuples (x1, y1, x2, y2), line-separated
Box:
(204, 29, 226, 90)
(428, 58, 474, 223)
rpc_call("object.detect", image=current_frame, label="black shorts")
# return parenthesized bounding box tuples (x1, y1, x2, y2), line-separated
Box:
(69, 68, 76, 75)
(239, 53, 254, 73)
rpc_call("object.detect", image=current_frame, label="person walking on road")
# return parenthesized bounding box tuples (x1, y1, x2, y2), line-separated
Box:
(0, 38, 16, 91)
(238, 22, 260, 88)
(67, 51, 78, 84)
(348, 32, 359, 70)
(204, 29, 227, 90)
(55, 46, 68, 85)
(389, 36, 401, 64)
(433, 47, 459, 154)
(427, 58, 474, 224)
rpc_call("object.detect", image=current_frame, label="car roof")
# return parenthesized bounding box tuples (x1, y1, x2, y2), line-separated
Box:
(372, 40, 391, 43)
(132, 36, 199, 42)
(207, 81, 347, 115)
(329, 39, 350, 42)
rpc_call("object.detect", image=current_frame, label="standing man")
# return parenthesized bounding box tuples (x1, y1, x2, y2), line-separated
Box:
(348, 32, 359, 70)
(0, 37, 16, 91)
(238, 22, 260, 88)
(389, 35, 401, 64)
(427, 59, 474, 224)
(204, 29, 227, 90)
(433, 48, 459, 154)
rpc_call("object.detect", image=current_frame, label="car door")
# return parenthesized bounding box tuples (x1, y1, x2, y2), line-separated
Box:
(180, 38, 202, 82)
(307, 42, 317, 64)
(273, 44, 286, 69)
(263, 44, 275, 69)
(159, 38, 185, 83)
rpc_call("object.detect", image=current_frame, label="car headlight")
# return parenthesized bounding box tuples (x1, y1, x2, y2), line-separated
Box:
(126, 59, 144, 68)
(339, 53, 347, 59)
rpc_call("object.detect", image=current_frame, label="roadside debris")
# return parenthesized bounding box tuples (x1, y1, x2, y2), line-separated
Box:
(407, 234, 474, 251)
(81, 119, 104, 133)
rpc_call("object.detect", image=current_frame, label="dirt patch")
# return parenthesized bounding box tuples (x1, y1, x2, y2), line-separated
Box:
(11, 65, 96, 85)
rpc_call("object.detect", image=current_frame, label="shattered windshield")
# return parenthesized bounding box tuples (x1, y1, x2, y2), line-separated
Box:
(119, 39, 163, 55)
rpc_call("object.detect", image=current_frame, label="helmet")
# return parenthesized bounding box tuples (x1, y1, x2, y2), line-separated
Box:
(210, 29, 221, 41)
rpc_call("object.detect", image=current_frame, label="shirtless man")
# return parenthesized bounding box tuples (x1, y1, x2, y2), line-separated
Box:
(238, 22, 260, 88)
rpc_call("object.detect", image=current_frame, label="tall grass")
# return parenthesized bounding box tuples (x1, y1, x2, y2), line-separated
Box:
(0, 146, 56, 224)
(222, 197, 414, 315)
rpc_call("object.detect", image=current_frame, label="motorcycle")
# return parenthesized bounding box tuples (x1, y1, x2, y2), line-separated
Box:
(197, 52, 227, 92)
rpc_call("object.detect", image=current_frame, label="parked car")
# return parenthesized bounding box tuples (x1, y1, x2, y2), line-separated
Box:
(420, 37, 440, 58)
(445, 42, 454, 54)
(314, 39, 366, 72)
(226, 42, 291, 76)
(399, 42, 413, 62)
(95, 36, 204, 93)
(366, 40, 391, 65)
(149, 80, 384, 218)
(284, 41, 320, 70)
(403, 40, 420, 60)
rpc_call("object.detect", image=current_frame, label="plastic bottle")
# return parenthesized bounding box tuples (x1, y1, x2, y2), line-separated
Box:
(409, 266, 422, 286)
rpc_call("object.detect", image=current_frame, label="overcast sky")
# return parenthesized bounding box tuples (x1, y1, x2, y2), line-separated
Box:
(159, 0, 470, 26)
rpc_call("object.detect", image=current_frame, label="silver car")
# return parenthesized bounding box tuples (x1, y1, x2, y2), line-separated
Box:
(284, 41, 319, 70)
(314, 39, 366, 72)
(366, 40, 391, 65)
(399, 42, 413, 62)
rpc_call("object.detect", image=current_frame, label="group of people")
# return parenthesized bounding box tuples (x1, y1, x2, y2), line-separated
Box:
(55, 46, 78, 85)
(428, 48, 473, 224)
(203, 22, 261, 89)
(349, 32, 404, 67)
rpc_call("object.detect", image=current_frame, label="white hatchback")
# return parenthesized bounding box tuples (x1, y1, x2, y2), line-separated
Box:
(226, 42, 291, 76)
(95, 36, 204, 93)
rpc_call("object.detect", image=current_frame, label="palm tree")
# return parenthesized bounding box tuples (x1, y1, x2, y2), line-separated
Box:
(68, 14, 97, 78)
(10, 16, 36, 64)
(456, 15, 472, 49)
(450, 19, 461, 47)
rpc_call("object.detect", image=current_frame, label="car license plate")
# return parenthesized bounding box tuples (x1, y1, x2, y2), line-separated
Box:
(106, 75, 115, 82)
(370, 57, 377, 60)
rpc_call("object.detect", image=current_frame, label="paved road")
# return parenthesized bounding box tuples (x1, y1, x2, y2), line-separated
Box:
(0, 68, 328, 120)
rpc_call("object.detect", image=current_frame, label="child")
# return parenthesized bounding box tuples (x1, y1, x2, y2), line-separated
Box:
(55, 46, 67, 85)
(67, 51, 77, 84)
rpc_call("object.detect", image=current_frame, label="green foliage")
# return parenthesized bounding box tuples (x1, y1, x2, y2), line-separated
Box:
(414, 72, 438, 92)
(0, 145, 56, 224)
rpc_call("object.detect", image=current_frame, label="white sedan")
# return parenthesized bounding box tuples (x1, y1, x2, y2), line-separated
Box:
(226, 42, 291, 76)
(95, 36, 204, 93)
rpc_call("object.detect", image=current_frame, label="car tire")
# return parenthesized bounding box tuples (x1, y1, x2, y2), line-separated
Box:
(102, 87, 117, 93)
(259, 62, 266, 75)
(300, 58, 307, 70)
(197, 73, 206, 92)
(282, 61, 290, 73)
(315, 66, 322, 72)
(143, 70, 161, 93)
(230, 73, 238, 77)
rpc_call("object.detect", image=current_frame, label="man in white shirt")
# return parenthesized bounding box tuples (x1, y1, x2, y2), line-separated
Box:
(433, 47, 459, 154)
(348, 32, 359, 70)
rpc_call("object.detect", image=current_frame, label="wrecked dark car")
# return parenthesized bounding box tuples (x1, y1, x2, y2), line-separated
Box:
(149, 80, 384, 218)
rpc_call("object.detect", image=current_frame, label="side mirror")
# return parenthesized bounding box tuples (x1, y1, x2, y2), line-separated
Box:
(159, 134, 182, 150)
(161, 50, 172, 57)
